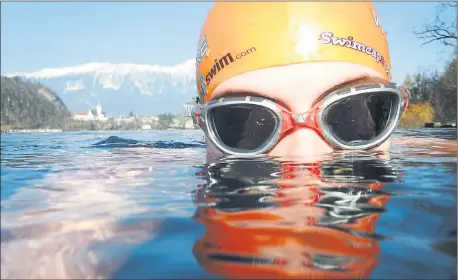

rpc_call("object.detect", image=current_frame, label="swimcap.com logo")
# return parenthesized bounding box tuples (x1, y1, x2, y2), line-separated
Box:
(198, 46, 257, 98)
(203, 47, 257, 86)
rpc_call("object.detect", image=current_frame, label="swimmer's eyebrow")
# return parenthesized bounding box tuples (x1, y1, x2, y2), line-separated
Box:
(312, 75, 386, 106)
(216, 89, 291, 109)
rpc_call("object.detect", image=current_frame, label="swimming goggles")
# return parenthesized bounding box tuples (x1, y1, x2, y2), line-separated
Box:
(192, 83, 409, 156)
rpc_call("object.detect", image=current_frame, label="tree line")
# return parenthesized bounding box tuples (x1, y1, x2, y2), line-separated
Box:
(67, 113, 192, 131)
(400, 56, 456, 127)
(0, 76, 72, 130)
(399, 2, 456, 128)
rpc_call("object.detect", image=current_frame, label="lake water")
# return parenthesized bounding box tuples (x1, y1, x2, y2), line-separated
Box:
(1, 129, 456, 279)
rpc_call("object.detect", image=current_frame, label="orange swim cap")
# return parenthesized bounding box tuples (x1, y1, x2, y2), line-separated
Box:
(195, 2, 391, 103)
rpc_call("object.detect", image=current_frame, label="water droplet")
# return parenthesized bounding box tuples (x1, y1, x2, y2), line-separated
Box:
(256, 118, 265, 126)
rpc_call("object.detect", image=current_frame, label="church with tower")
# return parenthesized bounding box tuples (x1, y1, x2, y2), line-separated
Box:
(72, 103, 109, 121)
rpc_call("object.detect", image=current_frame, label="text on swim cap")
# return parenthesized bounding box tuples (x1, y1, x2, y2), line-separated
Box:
(196, 36, 209, 66)
(371, 9, 386, 35)
(318, 32, 390, 77)
(199, 74, 207, 98)
(203, 47, 257, 86)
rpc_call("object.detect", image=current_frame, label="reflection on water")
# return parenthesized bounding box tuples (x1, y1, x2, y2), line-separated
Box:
(192, 153, 398, 279)
(0, 129, 456, 279)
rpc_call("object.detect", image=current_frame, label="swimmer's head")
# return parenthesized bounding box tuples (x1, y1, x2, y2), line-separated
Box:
(193, 2, 409, 159)
(195, 2, 391, 102)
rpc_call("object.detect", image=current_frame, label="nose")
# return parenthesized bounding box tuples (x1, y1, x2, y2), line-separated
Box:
(268, 128, 333, 159)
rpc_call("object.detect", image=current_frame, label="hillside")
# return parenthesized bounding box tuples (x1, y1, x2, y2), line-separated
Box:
(1, 76, 72, 129)
(5, 60, 196, 116)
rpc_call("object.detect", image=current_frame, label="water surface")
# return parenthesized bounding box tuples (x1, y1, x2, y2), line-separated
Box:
(1, 129, 456, 279)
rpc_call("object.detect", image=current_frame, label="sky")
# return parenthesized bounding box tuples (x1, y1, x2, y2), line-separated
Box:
(1, 1, 456, 83)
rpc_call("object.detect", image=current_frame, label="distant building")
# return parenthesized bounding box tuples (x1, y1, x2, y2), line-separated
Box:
(170, 118, 182, 128)
(141, 116, 159, 124)
(184, 119, 195, 129)
(72, 103, 108, 121)
(141, 124, 152, 130)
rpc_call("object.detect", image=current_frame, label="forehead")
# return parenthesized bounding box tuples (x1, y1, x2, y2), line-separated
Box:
(211, 61, 385, 112)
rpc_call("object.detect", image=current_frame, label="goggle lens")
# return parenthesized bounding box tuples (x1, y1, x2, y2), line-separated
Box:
(209, 104, 278, 151)
(323, 92, 398, 144)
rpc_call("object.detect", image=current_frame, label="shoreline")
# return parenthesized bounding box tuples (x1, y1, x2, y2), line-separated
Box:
(1, 127, 455, 134)
(0, 128, 200, 134)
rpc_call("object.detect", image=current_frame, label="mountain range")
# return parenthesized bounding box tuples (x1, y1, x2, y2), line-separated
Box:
(5, 60, 197, 116)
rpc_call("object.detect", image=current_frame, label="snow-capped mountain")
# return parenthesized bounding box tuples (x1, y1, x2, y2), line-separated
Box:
(5, 60, 197, 115)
